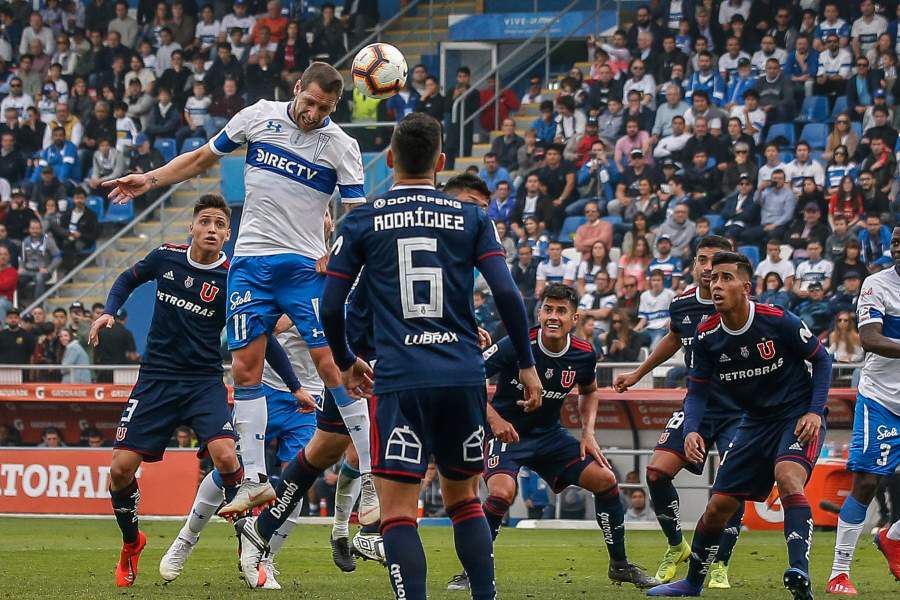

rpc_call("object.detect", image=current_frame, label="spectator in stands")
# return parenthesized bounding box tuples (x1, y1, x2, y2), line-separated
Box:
(758, 58, 796, 123)
(847, 56, 881, 122)
(852, 0, 887, 58)
(109, 1, 138, 48)
(491, 118, 524, 175)
(626, 489, 655, 522)
(248, 25, 278, 63)
(825, 215, 852, 261)
(536, 144, 576, 236)
(621, 211, 655, 257)
(652, 83, 689, 139)
(626, 177, 662, 224)
(617, 235, 652, 293)
(145, 87, 180, 142)
(478, 153, 509, 194)
(94, 307, 139, 382)
(596, 97, 624, 148)
(0, 246, 15, 321)
(862, 90, 894, 135)
(602, 308, 643, 361)
(37, 425, 64, 447)
(43, 102, 83, 150)
(827, 175, 864, 231)
(575, 139, 612, 207)
(795, 281, 833, 338)
(0, 423, 20, 446)
(80, 100, 116, 174)
(86, 138, 125, 196)
(573, 201, 612, 259)
(858, 212, 892, 265)
(18, 107, 46, 157)
(860, 136, 896, 194)
(815, 34, 852, 101)
(20, 12, 54, 58)
(487, 181, 513, 227)
(686, 50, 725, 106)
(59, 327, 90, 383)
(311, 2, 346, 64)
(176, 80, 212, 147)
(653, 114, 690, 161)
(719, 36, 750, 84)
(30, 168, 66, 213)
(794, 239, 834, 300)
(786, 141, 825, 195)
(623, 59, 656, 109)
(535, 241, 569, 297)
(0, 77, 33, 120)
(18, 218, 61, 299)
(510, 173, 548, 240)
(721, 175, 760, 241)
(59, 189, 99, 271)
(648, 235, 682, 287)
(621, 88, 655, 135)
(479, 74, 520, 134)
(0, 225, 18, 269)
(208, 78, 244, 136)
(829, 310, 864, 363)
(0, 307, 35, 364)
(511, 244, 538, 315)
(823, 115, 858, 165)
(759, 272, 791, 309)
(614, 118, 651, 173)
(749, 168, 794, 242)
(788, 202, 830, 260)
(206, 42, 244, 95)
(830, 270, 863, 315)
(125, 56, 156, 98)
(521, 76, 543, 105)
(656, 202, 696, 259)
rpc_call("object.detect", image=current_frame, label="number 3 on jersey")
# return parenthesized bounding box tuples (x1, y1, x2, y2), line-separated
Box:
(398, 237, 444, 319)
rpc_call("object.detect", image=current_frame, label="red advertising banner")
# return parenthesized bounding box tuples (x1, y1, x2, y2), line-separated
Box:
(0, 448, 200, 516)
(0, 384, 234, 403)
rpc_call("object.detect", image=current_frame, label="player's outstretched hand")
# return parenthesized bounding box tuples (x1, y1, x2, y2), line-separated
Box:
(684, 432, 705, 464)
(516, 366, 544, 413)
(477, 327, 492, 350)
(580, 430, 611, 469)
(103, 173, 151, 204)
(341, 357, 374, 399)
(293, 388, 318, 413)
(613, 370, 641, 393)
(794, 412, 822, 445)
(488, 414, 519, 444)
(88, 313, 115, 347)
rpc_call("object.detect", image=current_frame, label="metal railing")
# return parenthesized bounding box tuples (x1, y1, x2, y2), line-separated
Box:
(331, 0, 432, 72)
(22, 177, 218, 315)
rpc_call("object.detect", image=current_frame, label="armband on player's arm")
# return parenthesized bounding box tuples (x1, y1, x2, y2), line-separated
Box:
(478, 254, 535, 368)
(265, 333, 301, 393)
(321, 274, 357, 371)
(807, 342, 832, 416)
(682, 375, 710, 435)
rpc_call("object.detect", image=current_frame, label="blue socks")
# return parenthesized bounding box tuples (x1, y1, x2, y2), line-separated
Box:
(686, 516, 724, 586)
(382, 517, 427, 600)
(782, 493, 814, 573)
(483, 494, 510, 541)
(647, 468, 683, 547)
(257, 449, 321, 541)
(838, 495, 868, 525)
(717, 501, 744, 565)
(447, 498, 496, 600)
(594, 484, 627, 563)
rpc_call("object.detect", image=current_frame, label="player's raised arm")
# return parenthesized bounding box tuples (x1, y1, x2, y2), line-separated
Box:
(89, 249, 163, 345)
(613, 330, 681, 392)
(104, 144, 222, 204)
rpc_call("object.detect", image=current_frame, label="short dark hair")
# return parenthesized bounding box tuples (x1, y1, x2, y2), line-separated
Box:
(555, 95, 575, 112)
(713, 250, 754, 279)
(649, 269, 665, 279)
(691, 89, 709, 101)
(91, 302, 105, 312)
(390, 112, 442, 177)
(300, 61, 344, 97)
(443, 173, 490, 200)
(540, 282, 578, 310)
(483, 152, 497, 160)
(865, 212, 882, 222)
(539, 99, 554, 112)
(193, 193, 231, 220)
(457, 66, 470, 76)
(698, 235, 733, 252)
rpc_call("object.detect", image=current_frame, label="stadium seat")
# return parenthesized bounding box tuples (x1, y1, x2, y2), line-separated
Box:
(703, 213, 724, 233)
(738, 245, 760, 269)
(779, 150, 795, 164)
(180, 137, 206, 154)
(829, 96, 848, 122)
(101, 199, 135, 224)
(797, 96, 829, 124)
(601, 215, 623, 226)
(852, 121, 863, 139)
(766, 123, 796, 148)
(558, 216, 586, 243)
(895, 137, 900, 153)
(220, 156, 245, 204)
(799, 123, 829, 150)
(86, 195, 105, 219)
(154, 137, 177, 163)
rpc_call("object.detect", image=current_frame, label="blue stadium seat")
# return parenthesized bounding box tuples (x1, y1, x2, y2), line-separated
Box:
(797, 96, 829, 124)
(220, 156, 245, 204)
(101, 199, 135, 224)
(895, 137, 900, 153)
(810, 151, 824, 164)
(766, 123, 796, 147)
(86, 195, 104, 219)
(154, 137, 177, 162)
(601, 215, 623, 226)
(703, 213, 724, 233)
(779, 150, 795, 164)
(738, 245, 760, 269)
(800, 123, 829, 150)
(558, 216, 586, 243)
(180, 137, 206, 154)
(829, 96, 848, 123)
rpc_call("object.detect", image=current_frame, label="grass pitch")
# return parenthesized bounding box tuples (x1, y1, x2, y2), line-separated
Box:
(0, 517, 895, 599)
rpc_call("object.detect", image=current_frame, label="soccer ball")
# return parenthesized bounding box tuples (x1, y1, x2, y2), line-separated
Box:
(351, 43, 408, 100)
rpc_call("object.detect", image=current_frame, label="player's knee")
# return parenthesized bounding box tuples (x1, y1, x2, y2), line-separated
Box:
(850, 473, 880, 503)
(109, 461, 138, 489)
(704, 494, 738, 526)
(487, 478, 517, 505)
(645, 466, 671, 488)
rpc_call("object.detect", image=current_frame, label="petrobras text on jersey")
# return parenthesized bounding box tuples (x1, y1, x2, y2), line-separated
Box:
(373, 207, 465, 233)
(507, 377, 569, 400)
(717, 356, 784, 382)
(156, 290, 217, 317)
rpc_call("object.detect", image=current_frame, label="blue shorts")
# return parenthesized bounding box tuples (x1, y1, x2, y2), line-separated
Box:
(847, 392, 900, 476)
(372, 386, 487, 482)
(712, 414, 827, 501)
(114, 376, 236, 462)
(226, 254, 328, 351)
(484, 427, 594, 493)
(262, 384, 316, 463)
(655, 408, 742, 475)
(316, 387, 350, 435)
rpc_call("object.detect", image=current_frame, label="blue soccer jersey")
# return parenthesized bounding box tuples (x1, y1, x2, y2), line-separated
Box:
(485, 329, 596, 435)
(105, 243, 228, 380)
(346, 269, 376, 363)
(326, 185, 505, 394)
(685, 302, 824, 432)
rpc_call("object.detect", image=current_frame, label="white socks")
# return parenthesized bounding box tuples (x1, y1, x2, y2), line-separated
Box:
(179, 471, 224, 544)
(336, 399, 371, 474)
(332, 463, 362, 540)
(888, 519, 900, 541)
(268, 504, 303, 556)
(830, 517, 865, 579)
(233, 387, 268, 481)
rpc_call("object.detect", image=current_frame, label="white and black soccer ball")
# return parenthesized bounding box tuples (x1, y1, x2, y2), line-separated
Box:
(351, 43, 408, 100)
(351, 531, 386, 565)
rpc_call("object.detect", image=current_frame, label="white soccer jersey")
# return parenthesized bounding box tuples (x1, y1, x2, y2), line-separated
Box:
(195, 20, 222, 49)
(261, 326, 324, 395)
(536, 258, 570, 283)
(638, 288, 676, 330)
(209, 100, 365, 258)
(221, 13, 256, 38)
(795, 258, 834, 290)
(851, 16, 887, 55)
(857, 266, 900, 414)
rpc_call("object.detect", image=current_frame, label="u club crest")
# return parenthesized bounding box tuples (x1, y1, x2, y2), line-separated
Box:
(200, 282, 220, 302)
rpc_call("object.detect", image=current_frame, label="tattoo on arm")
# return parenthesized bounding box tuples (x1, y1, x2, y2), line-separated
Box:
(149, 176, 159, 189)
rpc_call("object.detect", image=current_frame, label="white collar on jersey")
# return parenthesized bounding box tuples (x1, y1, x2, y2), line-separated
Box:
(538, 332, 570, 357)
(720, 300, 755, 336)
(186, 246, 228, 270)
(694, 286, 714, 305)
(392, 184, 436, 190)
